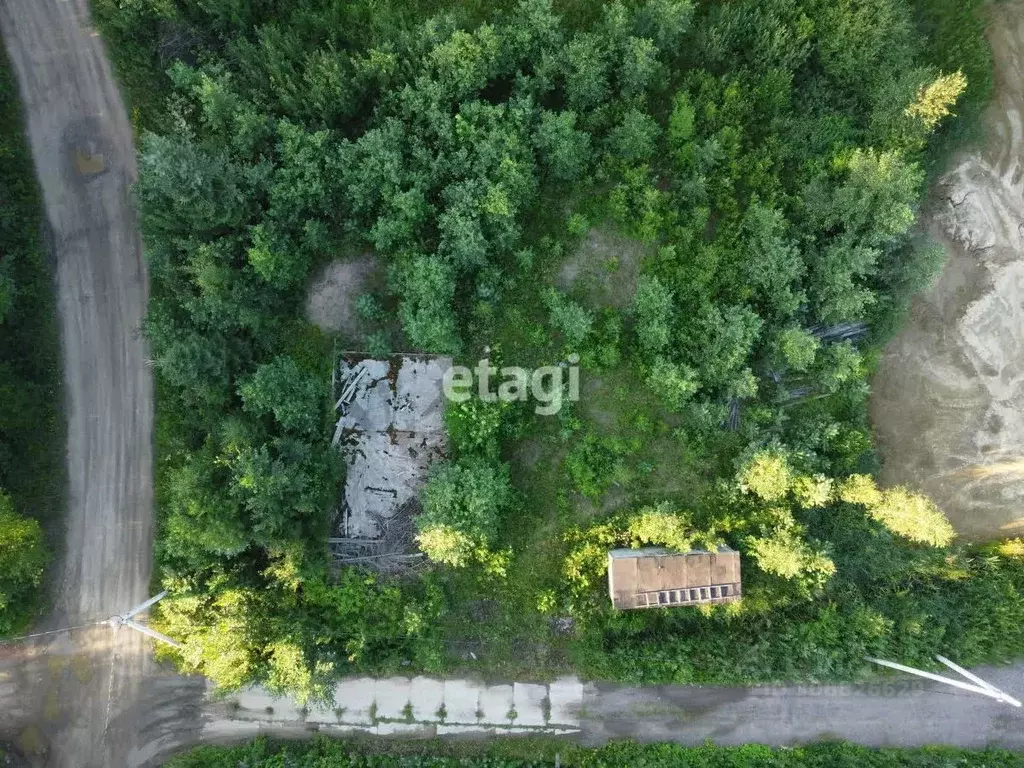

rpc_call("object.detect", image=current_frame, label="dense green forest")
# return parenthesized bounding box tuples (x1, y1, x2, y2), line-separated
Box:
(0, 50, 59, 635)
(167, 737, 1024, 768)
(90, 0, 1024, 700)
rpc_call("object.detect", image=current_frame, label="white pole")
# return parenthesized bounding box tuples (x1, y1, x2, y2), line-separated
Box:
(866, 657, 1022, 707)
(935, 655, 1001, 694)
(122, 590, 169, 620)
(122, 618, 182, 649)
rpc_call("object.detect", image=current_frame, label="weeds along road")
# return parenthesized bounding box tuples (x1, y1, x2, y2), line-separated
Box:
(0, 0, 203, 765)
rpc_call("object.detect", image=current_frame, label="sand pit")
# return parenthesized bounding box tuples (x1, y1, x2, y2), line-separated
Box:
(870, 2, 1024, 540)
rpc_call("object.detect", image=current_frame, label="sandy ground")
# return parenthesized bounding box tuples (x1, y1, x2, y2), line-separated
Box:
(0, 0, 203, 765)
(871, 0, 1024, 541)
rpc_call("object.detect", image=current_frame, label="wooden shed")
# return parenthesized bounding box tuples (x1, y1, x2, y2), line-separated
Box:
(607, 546, 741, 610)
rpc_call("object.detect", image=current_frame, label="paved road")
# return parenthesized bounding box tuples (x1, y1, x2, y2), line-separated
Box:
(0, 0, 198, 765)
(579, 668, 1024, 748)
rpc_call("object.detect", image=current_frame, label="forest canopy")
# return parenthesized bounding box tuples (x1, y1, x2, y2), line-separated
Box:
(88, 0, 1022, 702)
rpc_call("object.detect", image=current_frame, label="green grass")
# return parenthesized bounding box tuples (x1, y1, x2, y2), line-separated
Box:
(165, 736, 1024, 767)
(89, 0, 177, 135)
(433, 227, 727, 680)
(914, 0, 994, 176)
(431, 417, 574, 677)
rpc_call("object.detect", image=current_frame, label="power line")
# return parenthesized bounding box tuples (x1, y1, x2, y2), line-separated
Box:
(0, 593, 180, 648)
(0, 621, 107, 644)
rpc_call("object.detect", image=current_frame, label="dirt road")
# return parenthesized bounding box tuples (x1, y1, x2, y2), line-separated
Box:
(115, 668, 1024, 763)
(0, 0, 191, 764)
(871, 1, 1024, 540)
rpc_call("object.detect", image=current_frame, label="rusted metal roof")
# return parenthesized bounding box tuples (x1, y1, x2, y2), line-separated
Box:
(607, 546, 741, 610)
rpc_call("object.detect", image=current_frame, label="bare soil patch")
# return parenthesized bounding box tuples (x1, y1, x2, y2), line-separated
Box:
(870, 1, 1024, 541)
(305, 255, 380, 338)
(557, 228, 647, 309)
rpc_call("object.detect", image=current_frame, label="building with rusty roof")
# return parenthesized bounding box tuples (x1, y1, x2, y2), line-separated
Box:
(607, 546, 741, 610)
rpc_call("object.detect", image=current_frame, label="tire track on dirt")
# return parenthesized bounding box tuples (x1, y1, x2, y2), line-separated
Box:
(0, 1, 193, 765)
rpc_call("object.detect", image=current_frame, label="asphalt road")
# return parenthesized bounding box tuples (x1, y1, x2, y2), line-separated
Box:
(579, 669, 1024, 748)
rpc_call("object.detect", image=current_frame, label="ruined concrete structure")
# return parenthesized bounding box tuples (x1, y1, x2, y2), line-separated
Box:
(332, 355, 449, 544)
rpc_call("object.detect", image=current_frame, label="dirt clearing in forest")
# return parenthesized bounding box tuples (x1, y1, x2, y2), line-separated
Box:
(557, 227, 646, 309)
(870, 1, 1024, 541)
(305, 255, 380, 338)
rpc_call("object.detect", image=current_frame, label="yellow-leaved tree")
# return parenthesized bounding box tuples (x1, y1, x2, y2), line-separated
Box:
(905, 70, 968, 129)
(839, 475, 955, 547)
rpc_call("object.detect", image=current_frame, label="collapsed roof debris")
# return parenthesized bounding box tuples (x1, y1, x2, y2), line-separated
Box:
(330, 355, 450, 566)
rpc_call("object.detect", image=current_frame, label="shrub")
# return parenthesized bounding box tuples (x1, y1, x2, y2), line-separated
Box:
(793, 475, 834, 509)
(0, 491, 46, 635)
(626, 508, 691, 551)
(444, 395, 513, 459)
(906, 70, 968, 129)
(737, 448, 793, 502)
(776, 327, 819, 372)
(544, 288, 594, 349)
(414, 524, 481, 569)
(747, 528, 836, 590)
(631, 274, 674, 356)
(838, 475, 955, 547)
(646, 358, 699, 411)
(416, 458, 513, 563)
(996, 539, 1024, 559)
(869, 487, 956, 547)
(239, 356, 325, 438)
(565, 433, 635, 500)
(838, 473, 885, 507)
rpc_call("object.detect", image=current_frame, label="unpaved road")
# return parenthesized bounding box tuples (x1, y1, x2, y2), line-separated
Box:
(872, 0, 1024, 541)
(0, 0, 202, 764)
(176, 670, 1024, 754)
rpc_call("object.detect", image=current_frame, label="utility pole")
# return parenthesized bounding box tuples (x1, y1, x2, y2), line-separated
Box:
(106, 590, 181, 648)
(866, 655, 1021, 707)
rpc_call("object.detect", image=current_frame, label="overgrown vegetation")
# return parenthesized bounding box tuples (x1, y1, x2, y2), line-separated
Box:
(92, 0, 1022, 699)
(166, 737, 1024, 768)
(0, 47, 60, 635)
